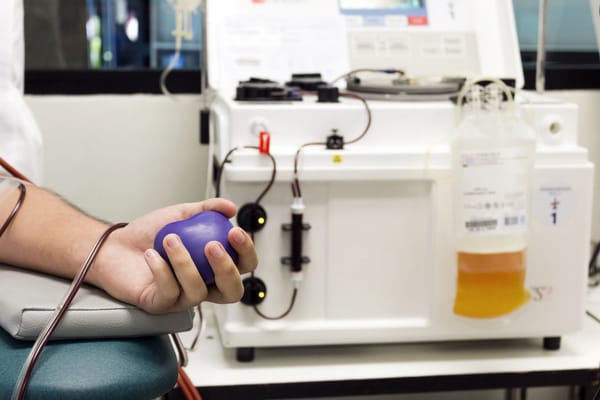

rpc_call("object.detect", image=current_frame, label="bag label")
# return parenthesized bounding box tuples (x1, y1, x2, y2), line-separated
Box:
(458, 147, 530, 235)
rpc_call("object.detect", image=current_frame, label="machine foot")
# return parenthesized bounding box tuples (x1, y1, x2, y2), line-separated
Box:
(236, 347, 255, 362)
(505, 387, 526, 400)
(543, 336, 561, 350)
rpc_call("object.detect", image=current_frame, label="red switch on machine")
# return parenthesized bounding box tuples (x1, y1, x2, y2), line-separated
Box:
(259, 131, 271, 154)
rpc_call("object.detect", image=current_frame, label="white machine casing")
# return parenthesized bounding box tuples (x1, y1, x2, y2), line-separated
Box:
(207, 0, 594, 353)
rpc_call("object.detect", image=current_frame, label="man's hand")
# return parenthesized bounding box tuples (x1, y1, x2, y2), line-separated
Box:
(92, 198, 257, 314)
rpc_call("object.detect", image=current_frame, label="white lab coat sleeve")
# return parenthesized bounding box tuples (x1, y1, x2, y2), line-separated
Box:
(0, 0, 43, 184)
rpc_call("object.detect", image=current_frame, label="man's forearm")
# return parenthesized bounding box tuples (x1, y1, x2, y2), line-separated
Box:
(0, 180, 258, 313)
(0, 181, 110, 284)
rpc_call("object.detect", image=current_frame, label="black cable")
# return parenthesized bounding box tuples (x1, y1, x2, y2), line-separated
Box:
(282, 91, 373, 319)
(249, 149, 277, 205)
(0, 157, 31, 182)
(187, 305, 203, 351)
(215, 147, 239, 198)
(13, 222, 128, 400)
(290, 182, 298, 198)
(215, 146, 300, 320)
(340, 91, 372, 145)
(293, 141, 326, 182)
(0, 158, 31, 240)
(292, 90, 372, 199)
(0, 183, 26, 238)
(252, 278, 298, 320)
(215, 146, 276, 205)
(589, 241, 600, 277)
(0, 159, 186, 399)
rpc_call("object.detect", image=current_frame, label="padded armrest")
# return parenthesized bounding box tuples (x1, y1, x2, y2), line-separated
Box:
(0, 329, 179, 400)
(0, 264, 193, 340)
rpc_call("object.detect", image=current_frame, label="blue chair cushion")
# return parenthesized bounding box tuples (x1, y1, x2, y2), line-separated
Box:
(0, 329, 178, 400)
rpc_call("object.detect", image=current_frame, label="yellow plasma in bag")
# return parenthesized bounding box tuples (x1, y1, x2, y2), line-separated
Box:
(453, 249, 531, 318)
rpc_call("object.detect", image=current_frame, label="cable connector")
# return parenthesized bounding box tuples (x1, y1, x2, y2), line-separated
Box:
(291, 271, 304, 286)
(317, 85, 340, 103)
(291, 196, 305, 215)
(326, 130, 344, 150)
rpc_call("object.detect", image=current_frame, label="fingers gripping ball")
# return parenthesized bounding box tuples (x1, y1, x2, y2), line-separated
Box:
(154, 211, 239, 285)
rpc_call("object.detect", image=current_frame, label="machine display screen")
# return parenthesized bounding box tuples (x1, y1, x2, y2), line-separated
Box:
(340, 0, 424, 11)
(339, 0, 427, 25)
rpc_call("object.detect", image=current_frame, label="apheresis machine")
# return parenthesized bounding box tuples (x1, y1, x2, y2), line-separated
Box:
(204, 0, 594, 361)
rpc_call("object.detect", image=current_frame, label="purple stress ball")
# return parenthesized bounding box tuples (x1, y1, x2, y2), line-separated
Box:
(153, 211, 238, 285)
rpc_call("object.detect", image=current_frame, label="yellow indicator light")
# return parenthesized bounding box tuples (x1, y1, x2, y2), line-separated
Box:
(332, 154, 342, 164)
(258, 217, 265, 225)
(258, 291, 266, 299)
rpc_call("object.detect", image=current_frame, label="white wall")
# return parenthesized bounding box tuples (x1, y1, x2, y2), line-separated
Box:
(25, 94, 208, 223)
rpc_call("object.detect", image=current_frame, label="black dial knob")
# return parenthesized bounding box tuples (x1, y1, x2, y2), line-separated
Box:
(241, 277, 267, 306)
(236, 203, 267, 233)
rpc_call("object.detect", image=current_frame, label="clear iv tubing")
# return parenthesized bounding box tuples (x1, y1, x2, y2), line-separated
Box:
(201, 0, 214, 201)
(159, 11, 184, 98)
(456, 79, 535, 128)
(160, 0, 200, 99)
(453, 77, 516, 126)
(204, 111, 215, 199)
(423, 77, 518, 175)
(10, 222, 128, 400)
(454, 78, 537, 145)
